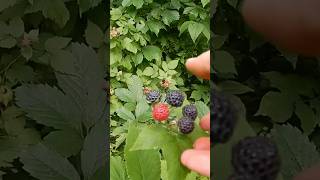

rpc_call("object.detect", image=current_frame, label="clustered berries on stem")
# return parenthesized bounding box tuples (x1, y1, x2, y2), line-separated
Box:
(212, 90, 281, 180)
(146, 87, 198, 135)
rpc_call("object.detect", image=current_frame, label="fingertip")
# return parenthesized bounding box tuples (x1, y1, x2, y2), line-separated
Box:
(185, 51, 210, 80)
(193, 137, 210, 150)
(181, 149, 193, 165)
(200, 113, 210, 131)
(180, 150, 211, 177)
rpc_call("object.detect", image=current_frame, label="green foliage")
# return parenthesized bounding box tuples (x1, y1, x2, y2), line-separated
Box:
(0, 0, 107, 179)
(213, 0, 320, 179)
(110, 0, 210, 179)
(272, 125, 320, 180)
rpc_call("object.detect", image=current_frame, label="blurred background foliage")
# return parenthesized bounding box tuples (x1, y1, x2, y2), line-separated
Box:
(213, 0, 320, 179)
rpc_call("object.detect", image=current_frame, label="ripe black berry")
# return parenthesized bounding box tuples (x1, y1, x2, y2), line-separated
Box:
(146, 90, 161, 103)
(177, 117, 194, 134)
(182, 104, 197, 120)
(211, 90, 237, 144)
(231, 136, 281, 180)
(166, 90, 184, 107)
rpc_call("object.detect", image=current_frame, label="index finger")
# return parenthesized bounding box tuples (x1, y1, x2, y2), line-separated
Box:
(200, 113, 210, 131)
(242, 0, 320, 56)
(185, 51, 210, 80)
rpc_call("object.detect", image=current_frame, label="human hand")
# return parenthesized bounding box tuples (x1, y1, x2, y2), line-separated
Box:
(180, 51, 210, 177)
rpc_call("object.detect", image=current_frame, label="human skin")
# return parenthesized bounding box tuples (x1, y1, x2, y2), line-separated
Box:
(181, 0, 320, 178)
(181, 51, 210, 177)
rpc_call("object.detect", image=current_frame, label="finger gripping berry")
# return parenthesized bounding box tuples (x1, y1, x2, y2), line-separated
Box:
(146, 90, 161, 103)
(177, 116, 194, 134)
(231, 136, 281, 180)
(182, 104, 198, 120)
(211, 90, 237, 144)
(152, 103, 169, 121)
(166, 90, 185, 107)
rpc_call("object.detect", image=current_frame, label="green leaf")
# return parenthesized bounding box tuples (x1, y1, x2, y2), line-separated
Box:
(81, 121, 107, 179)
(0, 137, 25, 167)
(49, 50, 77, 74)
(77, 0, 102, 14)
(125, 124, 161, 180)
(133, 52, 143, 66)
(132, 0, 143, 9)
(143, 67, 154, 76)
(42, 0, 70, 28)
(6, 62, 35, 83)
(8, 17, 24, 37)
(272, 124, 320, 180)
(0, 36, 16, 48)
(179, 21, 192, 36)
(122, 37, 138, 53)
(0, 0, 17, 12)
(43, 129, 83, 157)
(1, 106, 26, 136)
(127, 150, 161, 180)
(142, 45, 161, 61)
(147, 20, 164, 36)
(110, 8, 122, 20)
(110, 156, 128, 180)
(195, 101, 209, 119)
(15, 84, 80, 130)
(117, 107, 135, 121)
(130, 124, 192, 180)
(45, 36, 71, 52)
(160, 160, 169, 180)
(110, 48, 122, 65)
(55, 43, 106, 129)
(135, 101, 149, 120)
(295, 100, 317, 135)
(213, 51, 237, 75)
(27, 29, 39, 42)
(121, 0, 132, 6)
(167, 60, 179, 69)
(85, 20, 104, 48)
(213, 96, 255, 179)
(188, 22, 204, 42)
(115, 88, 135, 103)
(17, 128, 41, 145)
(201, 0, 209, 7)
(21, 46, 33, 60)
(263, 72, 318, 97)
(213, 34, 227, 49)
(127, 75, 144, 102)
(20, 143, 81, 180)
(161, 10, 180, 26)
(218, 81, 254, 95)
(190, 90, 202, 101)
(256, 91, 294, 123)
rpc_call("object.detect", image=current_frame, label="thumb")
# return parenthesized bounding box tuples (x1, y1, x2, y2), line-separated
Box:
(181, 149, 210, 177)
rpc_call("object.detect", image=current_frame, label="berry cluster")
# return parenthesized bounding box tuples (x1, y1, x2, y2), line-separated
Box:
(212, 90, 281, 180)
(146, 88, 198, 134)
